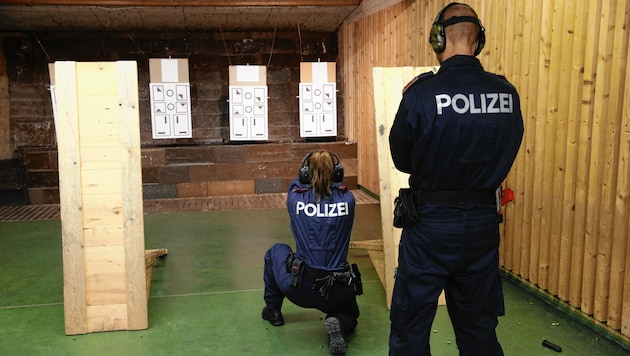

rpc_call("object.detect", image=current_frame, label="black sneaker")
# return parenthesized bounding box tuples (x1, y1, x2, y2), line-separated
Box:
(262, 306, 284, 326)
(324, 316, 347, 354)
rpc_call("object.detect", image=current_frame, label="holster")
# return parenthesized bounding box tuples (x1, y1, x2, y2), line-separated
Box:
(289, 257, 305, 289)
(351, 263, 363, 296)
(393, 188, 418, 228)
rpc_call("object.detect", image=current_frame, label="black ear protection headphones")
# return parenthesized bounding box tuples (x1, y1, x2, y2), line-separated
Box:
(298, 151, 344, 184)
(429, 2, 486, 56)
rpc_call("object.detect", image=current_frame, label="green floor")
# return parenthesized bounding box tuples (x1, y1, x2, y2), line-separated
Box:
(1, 204, 628, 355)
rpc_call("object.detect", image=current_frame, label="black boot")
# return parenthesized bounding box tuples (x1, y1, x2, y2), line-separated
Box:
(262, 306, 284, 326)
(325, 316, 346, 354)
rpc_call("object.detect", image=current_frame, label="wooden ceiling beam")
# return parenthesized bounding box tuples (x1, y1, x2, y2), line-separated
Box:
(0, 0, 362, 6)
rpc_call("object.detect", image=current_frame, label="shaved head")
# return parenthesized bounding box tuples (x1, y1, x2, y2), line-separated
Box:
(441, 4, 480, 49)
(431, 3, 484, 62)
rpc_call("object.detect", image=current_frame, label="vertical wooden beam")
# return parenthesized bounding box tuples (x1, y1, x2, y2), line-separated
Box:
(544, 0, 567, 297)
(558, 0, 587, 302)
(582, 0, 606, 317)
(621, 43, 630, 335)
(372, 66, 397, 309)
(373, 66, 442, 309)
(117, 61, 148, 330)
(598, 0, 629, 329)
(518, 0, 539, 282)
(54, 61, 87, 335)
(506, 0, 529, 280)
(569, 0, 600, 309)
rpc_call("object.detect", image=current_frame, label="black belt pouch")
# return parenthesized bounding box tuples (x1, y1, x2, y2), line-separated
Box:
(393, 188, 418, 228)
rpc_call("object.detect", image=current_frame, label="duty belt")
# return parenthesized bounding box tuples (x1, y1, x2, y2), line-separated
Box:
(287, 255, 350, 288)
(304, 264, 349, 279)
(413, 190, 496, 206)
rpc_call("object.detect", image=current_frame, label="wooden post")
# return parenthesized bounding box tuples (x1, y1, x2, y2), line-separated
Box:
(52, 61, 147, 335)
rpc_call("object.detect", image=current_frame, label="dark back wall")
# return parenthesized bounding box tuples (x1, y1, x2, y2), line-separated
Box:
(2, 30, 351, 205)
(4, 30, 341, 148)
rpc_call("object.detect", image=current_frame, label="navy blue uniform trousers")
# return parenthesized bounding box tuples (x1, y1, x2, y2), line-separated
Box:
(263, 243, 359, 333)
(389, 205, 505, 356)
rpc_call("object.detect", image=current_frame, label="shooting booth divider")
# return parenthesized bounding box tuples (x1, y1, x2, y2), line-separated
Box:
(51, 61, 148, 335)
(352, 66, 444, 309)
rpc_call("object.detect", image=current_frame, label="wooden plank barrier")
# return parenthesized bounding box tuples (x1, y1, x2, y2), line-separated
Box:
(364, 66, 444, 309)
(53, 61, 148, 335)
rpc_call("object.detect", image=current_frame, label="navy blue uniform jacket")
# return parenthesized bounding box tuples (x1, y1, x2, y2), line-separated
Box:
(287, 178, 355, 271)
(389, 55, 524, 192)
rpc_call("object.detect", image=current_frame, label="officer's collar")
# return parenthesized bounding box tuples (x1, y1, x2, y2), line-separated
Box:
(438, 55, 482, 71)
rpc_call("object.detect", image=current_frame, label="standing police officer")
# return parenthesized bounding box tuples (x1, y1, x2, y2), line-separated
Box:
(262, 150, 361, 355)
(388, 3, 524, 355)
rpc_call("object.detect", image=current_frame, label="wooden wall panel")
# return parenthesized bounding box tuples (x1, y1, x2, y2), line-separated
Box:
(340, 0, 630, 341)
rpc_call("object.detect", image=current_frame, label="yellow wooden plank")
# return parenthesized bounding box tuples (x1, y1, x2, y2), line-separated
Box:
(77, 104, 122, 148)
(558, 0, 586, 301)
(508, 0, 529, 280)
(517, 0, 537, 281)
(80, 147, 123, 170)
(77, 129, 121, 148)
(570, 0, 601, 310)
(76, 62, 119, 95)
(81, 194, 125, 226)
(83, 225, 125, 247)
(117, 61, 148, 331)
(349, 239, 386, 289)
(373, 65, 442, 309)
(618, 14, 630, 336)
(78, 95, 120, 110)
(86, 304, 128, 333)
(53, 61, 146, 334)
(367, 249, 386, 288)
(597, 0, 627, 328)
(622, 134, 630, 338)
(349, 239, 383, 251)
(85, 272, 128, 305)
(145, 248, 169, 300)
(383, 66, 405, 308)
(81, 169, 123, 195)
(544, 0, 567, 297)
(84, 245, 126, 274)
(612, 131, 630, 331)
(498, 0, 521, 276)
(53, 61, 88, 335)
(582, 0, 606, 317)
(529, 0, 551, 288)
(372, 67, 394, 308)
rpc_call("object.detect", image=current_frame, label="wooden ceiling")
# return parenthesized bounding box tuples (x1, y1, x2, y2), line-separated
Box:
(0, 0, 365, 32)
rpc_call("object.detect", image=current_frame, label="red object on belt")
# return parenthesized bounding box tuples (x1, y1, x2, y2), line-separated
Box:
(500, 188, 514, 206)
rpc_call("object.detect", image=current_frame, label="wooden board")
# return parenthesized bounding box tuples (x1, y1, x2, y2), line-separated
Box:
(52, 61, 147, 335)
(372, 66, 444, 309)
(145, 249, 169, 301)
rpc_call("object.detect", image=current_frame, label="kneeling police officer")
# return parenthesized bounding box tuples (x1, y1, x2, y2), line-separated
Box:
(262, 150, 362, 355)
